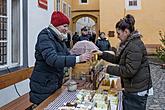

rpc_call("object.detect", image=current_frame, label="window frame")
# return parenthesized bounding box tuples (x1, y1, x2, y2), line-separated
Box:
(129, 0, 137, 6)
(62, 0, 67, 15)
(125, 0, 141, 10)
(79, 0, 88, 4)
(55, 0, 60, 11)
(0, 0, 22, 69)
(68, 4, 71, 18)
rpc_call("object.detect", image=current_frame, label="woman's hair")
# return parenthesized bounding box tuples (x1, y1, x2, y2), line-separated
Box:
(115, 14, 135, 33)
(99, 32, 105, 36)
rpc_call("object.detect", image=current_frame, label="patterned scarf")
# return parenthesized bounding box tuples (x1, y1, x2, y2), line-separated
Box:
(48, 24, 67, 41)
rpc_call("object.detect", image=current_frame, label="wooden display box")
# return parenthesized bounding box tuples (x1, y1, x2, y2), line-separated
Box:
(99, 77, 122, 91)
(72, 61, 92, 79)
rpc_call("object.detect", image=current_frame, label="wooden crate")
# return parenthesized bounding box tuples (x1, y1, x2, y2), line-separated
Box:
(99, 77, 122, 91)
(72, 61, 92, 79)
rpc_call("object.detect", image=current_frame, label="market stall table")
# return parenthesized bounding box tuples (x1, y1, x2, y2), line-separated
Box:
(35, 59, 122, 110)
(35, 81, 92, 110)
(35, 80, 122, 110)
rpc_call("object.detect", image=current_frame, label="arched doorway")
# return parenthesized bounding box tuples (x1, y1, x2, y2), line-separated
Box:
(71, 14, 99, 38)
(76, 17, 95, 36)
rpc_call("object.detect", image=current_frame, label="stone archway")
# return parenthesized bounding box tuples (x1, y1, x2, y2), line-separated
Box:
(71, 13, 99, 37)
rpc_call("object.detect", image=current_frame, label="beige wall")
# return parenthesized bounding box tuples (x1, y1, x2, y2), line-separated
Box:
(100, 0, 125, 47)
(100, 0, 165, 47)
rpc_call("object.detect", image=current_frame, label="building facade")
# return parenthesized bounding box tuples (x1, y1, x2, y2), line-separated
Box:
(54, 0, 100, 36)
(55, 0, 165, 46)
(100, 0, 165, 46)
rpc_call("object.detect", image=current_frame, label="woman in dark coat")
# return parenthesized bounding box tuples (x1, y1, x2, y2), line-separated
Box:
(29, 11, 92, 105)
(100, 14, 153, 110)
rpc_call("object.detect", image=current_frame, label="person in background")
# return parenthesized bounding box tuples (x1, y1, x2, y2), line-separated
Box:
(72, 32, 79, 45)
(65, 31, 71, 49)
(29, 11, 92, 106)
(78, 26, 90, 41)
(90, 30, 96, 43)
(96, 32, 111, 51)
(100, 14, 153, 110)
(87, 30, 92, 42)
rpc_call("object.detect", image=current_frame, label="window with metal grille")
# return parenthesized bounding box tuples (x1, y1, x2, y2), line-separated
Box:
(125, 0, 141, 10)
(0, 0, 7, 65)
(129, 0, 137, 6)
(0, 0, 20, 68)
(56, 0, 60, 11)
(80, 0, 88, 4)
(62, 1, 67, 15)
(68, 5, 71, 18)
(81, 0, 87, 3)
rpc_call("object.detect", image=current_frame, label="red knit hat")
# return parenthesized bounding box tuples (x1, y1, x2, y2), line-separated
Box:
(51, 11, 70, 27)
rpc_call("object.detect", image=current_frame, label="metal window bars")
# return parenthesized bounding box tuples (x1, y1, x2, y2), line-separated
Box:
(0, 0, 7, 65)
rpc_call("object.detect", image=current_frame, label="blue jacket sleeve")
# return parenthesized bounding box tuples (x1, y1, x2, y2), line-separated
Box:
(36, 33, 76, 68)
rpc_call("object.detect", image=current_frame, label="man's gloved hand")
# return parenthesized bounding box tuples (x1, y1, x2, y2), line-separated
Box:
(79, 52, 92, 62)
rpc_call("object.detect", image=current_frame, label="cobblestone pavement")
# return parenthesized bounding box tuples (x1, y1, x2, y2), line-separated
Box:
(146, 64, 165, 110)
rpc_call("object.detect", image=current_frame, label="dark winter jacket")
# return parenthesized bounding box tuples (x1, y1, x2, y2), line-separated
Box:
(96, 38, 111, 51)
(78, 35, 90, 41)
(89, 33, 96, 43)
(101, 31, 152, 93)
(29, 27, 76, 104)
(72, 34, 79, 45)
(65, 33, 71, 48)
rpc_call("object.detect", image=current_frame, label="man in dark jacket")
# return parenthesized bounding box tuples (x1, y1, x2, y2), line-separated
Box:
(96, 32, 111, 51)
(78, 27, 90, 41)
(72, 32, 79, 45)
(29, 11, 92, 105)
(64, 32, 71, 48)
(90, 31, 96, 43)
